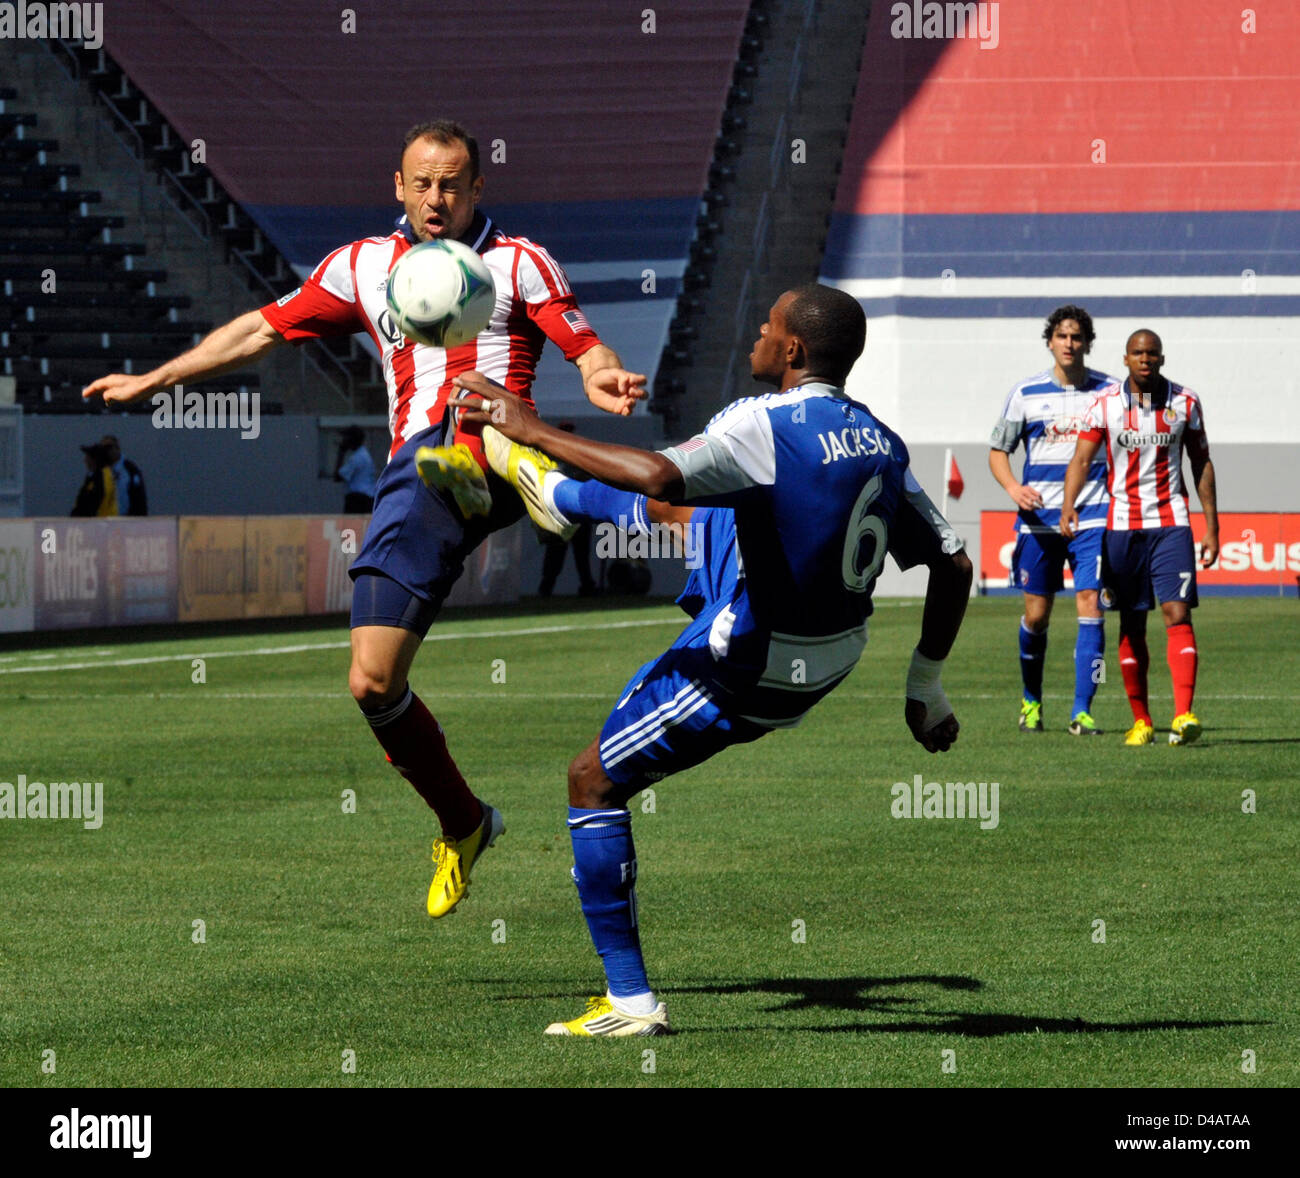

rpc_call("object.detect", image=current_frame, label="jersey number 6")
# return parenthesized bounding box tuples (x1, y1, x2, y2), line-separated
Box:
(841, 474, 888, 594)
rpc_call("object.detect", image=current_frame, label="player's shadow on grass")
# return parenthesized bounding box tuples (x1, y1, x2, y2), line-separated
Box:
(673, 976, 1266, 1037)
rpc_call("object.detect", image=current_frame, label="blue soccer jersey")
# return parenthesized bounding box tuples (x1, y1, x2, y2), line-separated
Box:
(990, 368, 1113, 534)
(657, 382, 960, 728)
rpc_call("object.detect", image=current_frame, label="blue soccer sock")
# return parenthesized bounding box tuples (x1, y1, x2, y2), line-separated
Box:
(1019, 619, 1047, 703)
(1073, 616, 1106, 716)
(568, 806, 652, 1001)
(550, 476, 650, 535)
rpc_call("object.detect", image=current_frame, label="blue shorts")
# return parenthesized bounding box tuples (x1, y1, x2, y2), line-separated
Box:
(598, 644, 770, 794)
(1101, 526, 1198, 611)
(349, 422, 523, 635)
(1012, 527, 1103, 595)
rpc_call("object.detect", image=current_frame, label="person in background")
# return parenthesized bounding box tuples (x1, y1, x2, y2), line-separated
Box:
(335, 425, 377, 513)
(71, 442, 117, 517)
(100, 435, 148, 516)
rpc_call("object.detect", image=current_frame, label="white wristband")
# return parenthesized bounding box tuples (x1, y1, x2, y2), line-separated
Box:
(906, 649, 952, 732)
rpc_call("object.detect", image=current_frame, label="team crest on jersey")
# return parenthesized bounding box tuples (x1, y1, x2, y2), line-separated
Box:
(1163, 406, 1178, 425)
(376, 308, 404, 346)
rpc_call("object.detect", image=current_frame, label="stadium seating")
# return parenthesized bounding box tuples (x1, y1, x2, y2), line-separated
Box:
(91, 0, 753, 415)
(0, 79, 280, 411)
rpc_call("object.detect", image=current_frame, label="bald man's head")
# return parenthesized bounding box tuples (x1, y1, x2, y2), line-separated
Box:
(1126, 328, 1162, 354)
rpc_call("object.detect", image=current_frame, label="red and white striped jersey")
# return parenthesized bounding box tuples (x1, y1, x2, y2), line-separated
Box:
(260, 213, 600, 460)
(1079, 380, 1210, 530)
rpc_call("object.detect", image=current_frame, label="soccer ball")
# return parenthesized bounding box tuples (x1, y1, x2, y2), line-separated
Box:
(386, 239, 496, 348)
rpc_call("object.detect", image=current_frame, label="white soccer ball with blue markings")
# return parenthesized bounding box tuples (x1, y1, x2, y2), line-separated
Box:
(386, 239, 496, 348)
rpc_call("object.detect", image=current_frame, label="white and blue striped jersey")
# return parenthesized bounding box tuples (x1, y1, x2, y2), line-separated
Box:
(658, 382, 961, 728)
(990, 368, 1113, 534)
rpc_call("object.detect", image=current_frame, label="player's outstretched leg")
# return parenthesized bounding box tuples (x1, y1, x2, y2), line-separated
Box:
(1117, 612, 1153, 745)
(481, 424, 653, 541)
(1069, 616, 1105, 735)
(480, 425, 575, 537)
(546, 740, 669, 1037)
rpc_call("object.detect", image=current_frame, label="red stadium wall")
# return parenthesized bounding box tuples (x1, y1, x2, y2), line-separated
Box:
(836, 0, 1300, 217)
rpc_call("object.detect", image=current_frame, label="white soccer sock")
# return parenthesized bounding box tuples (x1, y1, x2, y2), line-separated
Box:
(541, 470, 574, 527)
(609, 989, 657, 1016)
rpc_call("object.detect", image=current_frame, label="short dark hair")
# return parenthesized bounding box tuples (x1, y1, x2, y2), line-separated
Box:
(783, 284, 867, 381)
(1042, 304, 1095, 348)
(400, 119, 480, 178)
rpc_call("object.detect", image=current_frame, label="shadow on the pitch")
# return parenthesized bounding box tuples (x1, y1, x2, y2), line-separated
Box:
(673, 974, 982, 1014)
(668, 976, 1267, 1037)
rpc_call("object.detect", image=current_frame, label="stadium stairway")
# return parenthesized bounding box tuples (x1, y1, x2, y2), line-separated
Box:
(0, 39, 379, 414)
(656, 0, 872, 436)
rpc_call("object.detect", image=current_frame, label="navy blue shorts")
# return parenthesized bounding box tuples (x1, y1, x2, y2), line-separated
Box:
(1101, 526, 1198, 611)
(598, 644, 770, 795)
(1011, 528, 1103, 596)
(349, 422, 523, 636)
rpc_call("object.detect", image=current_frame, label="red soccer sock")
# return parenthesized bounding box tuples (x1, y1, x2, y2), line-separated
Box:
(364, 687, 482, 839)
(1118, 631, 1151, 724)
(1165, 621, 1198, 716)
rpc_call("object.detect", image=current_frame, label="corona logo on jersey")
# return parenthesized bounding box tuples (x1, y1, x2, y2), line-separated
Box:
(1115, 428, 1174, 450)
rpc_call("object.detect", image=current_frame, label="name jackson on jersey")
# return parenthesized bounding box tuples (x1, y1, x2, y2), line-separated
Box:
(817, 424, 893, 464)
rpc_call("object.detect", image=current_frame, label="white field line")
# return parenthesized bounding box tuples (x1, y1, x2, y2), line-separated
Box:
(0, 616, 684, 676)
(0, 602, 923, 676)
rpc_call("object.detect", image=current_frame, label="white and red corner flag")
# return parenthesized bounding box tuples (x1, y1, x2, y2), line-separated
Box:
(945, 449, 964, 500)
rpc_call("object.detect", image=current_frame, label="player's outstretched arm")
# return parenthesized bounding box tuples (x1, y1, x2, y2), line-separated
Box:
(454, 372, 681, 497)
(574, 343, 647, 417)
(905, 548, 972, 753)
(82, 309, 285, 407)
(1060, 435, 1101, 537)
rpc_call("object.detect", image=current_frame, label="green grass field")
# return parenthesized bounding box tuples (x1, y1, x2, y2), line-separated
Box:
(1, 596, 1296, 1088)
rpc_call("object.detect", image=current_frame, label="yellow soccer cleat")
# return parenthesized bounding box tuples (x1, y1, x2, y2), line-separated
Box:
(1123, 719, 1155, 746)
(481, 425, 577, 539)
(1169, 712, 1202, 746)
(427, 803, 505, 918)
(544, 995, 671, 1038)
(416, 442, 492, 519)
(1018, 699, 1043, 734)
(1068, 711, 1103, 736)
